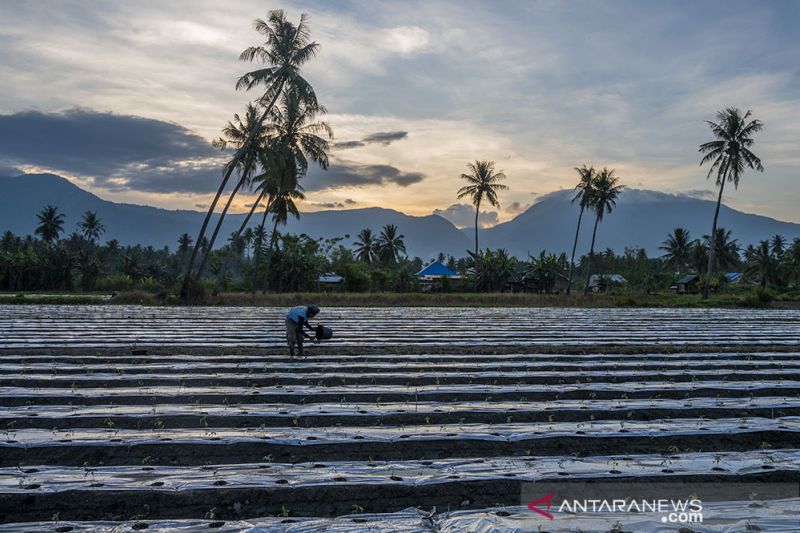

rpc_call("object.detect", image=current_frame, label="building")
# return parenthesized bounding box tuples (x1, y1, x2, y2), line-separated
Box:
(587, 274, 626, 292)
(674, 274, 700, 294)
(416, 260, 461, 291)
(725, 272, 744, 284)
(316, 273, 343, 291)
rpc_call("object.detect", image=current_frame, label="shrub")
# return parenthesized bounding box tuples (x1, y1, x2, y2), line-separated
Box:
(738, 287, 775, 308)
(111, 290, 158, 305)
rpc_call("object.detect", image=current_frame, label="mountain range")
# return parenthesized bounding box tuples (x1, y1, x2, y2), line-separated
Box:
(2, 173, 799, 259)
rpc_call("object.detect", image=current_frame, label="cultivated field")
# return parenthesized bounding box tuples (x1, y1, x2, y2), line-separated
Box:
(0, 305, 799, 531)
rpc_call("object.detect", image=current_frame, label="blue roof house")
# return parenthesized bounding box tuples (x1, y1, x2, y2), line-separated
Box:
(417, 260, 461, 281)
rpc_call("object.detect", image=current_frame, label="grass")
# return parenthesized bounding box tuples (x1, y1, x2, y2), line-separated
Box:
(117, 289, 796, 308)
(4, 288, 797, 308)
(0, 292, 112, 305)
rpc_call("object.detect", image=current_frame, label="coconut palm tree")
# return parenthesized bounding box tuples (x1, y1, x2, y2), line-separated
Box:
(457, 160, 507, 259)
(746, 240, 777, 288)
(376, 224, 406, 264)
(583, 168, 624, 293)
(354, 228, 376, 263)
(78, 211, 105, 244)
(195, 104, 267, 278)
(566, 165, 595, 295)
(698, 107, 763, 299)
(181, 10, 319, 298)
(770, 234, 786, 258)
(213, 90, 331, 294)
(702, 227, 739, 275)
(660, 227, 692, 274)
(35, 205, 65, 245)
(241, 228, 255, 259)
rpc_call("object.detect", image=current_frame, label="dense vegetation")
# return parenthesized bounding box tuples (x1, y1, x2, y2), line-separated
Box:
(2, 206, 800, 304)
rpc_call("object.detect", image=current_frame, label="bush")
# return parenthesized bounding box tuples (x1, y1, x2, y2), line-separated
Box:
(110, 290, 158, 305)
(738, 287, 775, 308)
(97, 274, 134, 291)
(340, 262, 371, 292)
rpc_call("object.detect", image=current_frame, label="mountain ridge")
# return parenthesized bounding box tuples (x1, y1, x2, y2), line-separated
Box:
(2, 173, 799, 258)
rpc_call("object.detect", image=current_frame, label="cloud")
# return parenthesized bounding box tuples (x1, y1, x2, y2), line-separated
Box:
(334, 130, 408, 150)
(683, 189, 717, 200)
(433, 203, 499, 229)
(0, 163, 21, 177)
(303, 159, 425, 191)
(0, 108, 224, 193)
(362, 131, 408, 145)
(345, 198, 358, 205)
(505, 201, 531, 214)
(308, 201, 347, 209)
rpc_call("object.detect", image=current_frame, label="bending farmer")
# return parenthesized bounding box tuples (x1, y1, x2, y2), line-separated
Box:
(285, 305, 320, 357)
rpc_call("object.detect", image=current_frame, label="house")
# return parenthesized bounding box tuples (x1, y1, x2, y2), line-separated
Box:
(417, 260, 460, 281)
(674, 274, 700, 294)
(725, 272, 744, 284)
(587, 274, 626, 292)
(416, 260, 461, 291)
(317, 273, 343, 291)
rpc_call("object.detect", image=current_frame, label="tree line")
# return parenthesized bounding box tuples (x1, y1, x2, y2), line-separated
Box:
(3, 203, 800, 295)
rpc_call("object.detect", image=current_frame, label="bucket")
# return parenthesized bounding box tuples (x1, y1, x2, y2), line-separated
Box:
(315, 324, 333, 340)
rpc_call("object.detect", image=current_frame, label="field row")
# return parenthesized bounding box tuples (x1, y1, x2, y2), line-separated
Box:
(4, 305, 800, 347)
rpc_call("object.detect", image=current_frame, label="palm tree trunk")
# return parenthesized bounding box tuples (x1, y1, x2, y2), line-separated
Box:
(703, 178, 727, 299)
(584, 214, 600, 294)
(196, 164, 251, 278)
(251, 205, 272, 295)
(262, 217, 280, 294)
(180, 77, 285, 299)
(474, 197, 481, 291)
(566, 206, 584, 295)
(212, 189, 269, 296)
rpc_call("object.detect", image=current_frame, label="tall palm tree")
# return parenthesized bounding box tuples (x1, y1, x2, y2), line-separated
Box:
(376, 224, 406, 264)
(566, 165, 595, 295)
(354, 228, 376, 263)
(78, 211, 105, 244)
(584, 168, 624, 293)
(457, 160, 507, 259)
(698, 107, 763, 299)
(195, 103, 267, 278)
(35, 205, 65, 245)
(181, 10, 319, 298)
(660, 227, 692, 274)
(212, 89, 331, 294)
(258, 182, 304, 293)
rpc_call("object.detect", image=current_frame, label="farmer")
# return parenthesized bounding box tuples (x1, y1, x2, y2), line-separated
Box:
(285, 305, 320, 357)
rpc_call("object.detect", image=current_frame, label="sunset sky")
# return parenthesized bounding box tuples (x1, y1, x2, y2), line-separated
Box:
(1, 0, 798, 227)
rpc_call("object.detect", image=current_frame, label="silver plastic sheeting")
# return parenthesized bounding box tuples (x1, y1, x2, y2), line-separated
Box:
(1, 351, 795, 363)
(3, 355, 799, 372)
(2, 500, 799, 532)
(3, 378, 797, 401)
(2, 416, 798, 448)
(3, 305, 800, 347)
(0, 508, 432, 532)
(3, 450, 798, 493)
(437, 499, 800, 532)
(2, 395, 797, 421)
(4, 366, 798, 383)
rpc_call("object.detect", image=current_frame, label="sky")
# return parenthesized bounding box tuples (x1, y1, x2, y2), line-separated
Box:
(0, 0, 798, 227)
